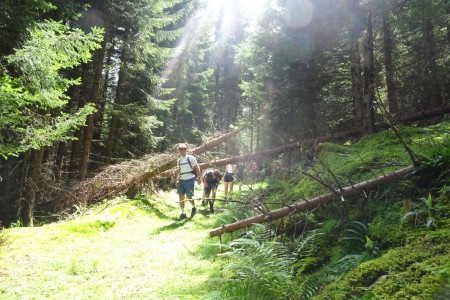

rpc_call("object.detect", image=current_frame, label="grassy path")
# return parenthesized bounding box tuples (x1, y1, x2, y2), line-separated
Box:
(0, 190, 226, 299)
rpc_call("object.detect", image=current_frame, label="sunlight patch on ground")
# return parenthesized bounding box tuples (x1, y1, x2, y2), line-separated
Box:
(0, 191, 223, 299)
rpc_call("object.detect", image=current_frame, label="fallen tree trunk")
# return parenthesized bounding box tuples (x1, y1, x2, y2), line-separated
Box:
(316, 104, 450, 142)
(70, 130, 239, 205)
(397, 103, 450, 123)
(159, 142, 303, 178)
(209, 165, 414, 237)
(161, 105, 450, 179)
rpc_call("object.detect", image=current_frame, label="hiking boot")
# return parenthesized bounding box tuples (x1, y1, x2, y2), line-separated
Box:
(178, 212, 187, 220)
(201, 200, 207, 206)
(191, 207, 197, 218)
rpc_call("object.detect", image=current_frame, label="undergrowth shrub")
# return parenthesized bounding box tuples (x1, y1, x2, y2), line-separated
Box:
(214, 224, 302, 299)
(343, 221, 380, 257)
(299, 253, 370, 300)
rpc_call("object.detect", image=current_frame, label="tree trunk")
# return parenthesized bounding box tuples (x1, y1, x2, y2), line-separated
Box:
(105, 32, 128, 164)
(422, 0, 442, 109)
(68, 64, 90, 180)
(80, 18, 110, 181)
(75, 130, 239, 205)
(159, 139, 302, 178)
(92, 37, 113, 170)
(209, 165, 414, 237)
(53, 141, 66, 183)
(447, 4, 450, 50)
(250, 106, 254, 153)
(348, 0, 363, 127)
(363, 11, 375, 134)
(382, 1, 399, 116)
(20, 148, 45, 227)
(397, 103, 450, 123)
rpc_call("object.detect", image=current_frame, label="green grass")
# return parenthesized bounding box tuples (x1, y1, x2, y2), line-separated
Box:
(1, 121, 449, 299)
(0, 191, 230, 299)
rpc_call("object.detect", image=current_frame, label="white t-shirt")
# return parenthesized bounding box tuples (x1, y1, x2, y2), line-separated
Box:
(225, 164, 234, 174)
(178, 155, 198, 180)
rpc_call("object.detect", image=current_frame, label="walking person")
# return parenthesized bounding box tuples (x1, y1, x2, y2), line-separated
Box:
(236, 163, 245, 190)
(223, 163, 236, 201)
(175, 143, 201, 220)
(202, 168, 221, 213)
(249, 161, 258, 182)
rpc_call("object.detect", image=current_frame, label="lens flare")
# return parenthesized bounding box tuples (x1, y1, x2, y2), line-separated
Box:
(283, 0, 313, 29)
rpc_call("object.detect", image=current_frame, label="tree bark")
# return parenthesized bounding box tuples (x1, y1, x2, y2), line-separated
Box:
(68, 64, 90, 180)
(92, 37, 113, 170)
(363, 11, 376, 134)
(20, 148, 45, 226)
(348, 0, 363, 127)
(447, 3, 450, 50)
(397, 103, 450, 123)
(422, 0, 443, 109)
(105, 31, 128, 164)
(53, 141, 66, 183)
(159, 140, 302, 178)
(209, 165, 414, 237)
(382, 1, 399, 116)
(80, 19, 110, 181)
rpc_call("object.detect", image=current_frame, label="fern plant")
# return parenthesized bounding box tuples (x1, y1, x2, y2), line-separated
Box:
(343, 221, 380, 257)
(298, 254, 369, 300)
(402, 193, 436, 229)
(216, 224, 302, 299)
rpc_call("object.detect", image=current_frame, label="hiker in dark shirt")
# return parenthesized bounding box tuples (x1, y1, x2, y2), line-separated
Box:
(236, 163, 245, 190)
(202, 168, 221, 213)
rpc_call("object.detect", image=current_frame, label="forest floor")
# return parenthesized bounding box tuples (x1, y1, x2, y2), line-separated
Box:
(2, 122, 450, 300)
(0, 188, 230, 299)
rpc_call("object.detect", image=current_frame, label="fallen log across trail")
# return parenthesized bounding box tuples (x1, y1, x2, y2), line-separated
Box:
(209, 165, 414, 237)
(65, 130, 239, 206)
(159, 142, 304, 178)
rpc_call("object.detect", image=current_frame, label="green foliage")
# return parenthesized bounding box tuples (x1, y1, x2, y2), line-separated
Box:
(314, 228, 450, 300)
(402, 193, 438, 230)
(214, 224, 302, 299)
(62, 216, 116, 236)
(300, 254, 370, 300)
(343, 221, 380, 257)
(0, 20, 102, 158)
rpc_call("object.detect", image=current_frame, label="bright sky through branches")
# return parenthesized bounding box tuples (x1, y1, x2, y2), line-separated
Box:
(160, 0, 269, 83)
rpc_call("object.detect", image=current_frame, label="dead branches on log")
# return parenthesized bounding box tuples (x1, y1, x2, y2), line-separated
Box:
(209, 165, 414, 237)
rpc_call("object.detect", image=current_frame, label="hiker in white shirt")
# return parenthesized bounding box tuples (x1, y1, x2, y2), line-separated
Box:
(175, 143, 201, 220)
(223, 163, 236, 201)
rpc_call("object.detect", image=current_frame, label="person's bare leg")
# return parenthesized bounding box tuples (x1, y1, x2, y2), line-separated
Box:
(201, 189, 207, 205)
(178, 194, 187, 219)
(179, 194, 185, 209)
(224, 182, 229, 199)
(209, 190, 216, 212)
(187, 196, 196, 217)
